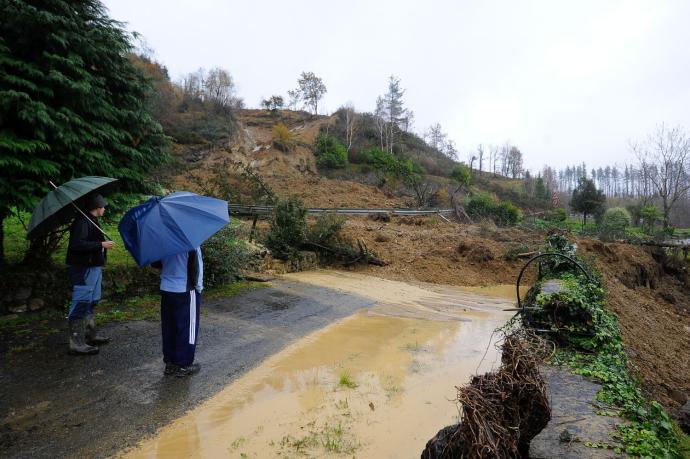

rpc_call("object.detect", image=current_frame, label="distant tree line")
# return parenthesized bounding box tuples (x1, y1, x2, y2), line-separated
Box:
(543, 125, 690, 228)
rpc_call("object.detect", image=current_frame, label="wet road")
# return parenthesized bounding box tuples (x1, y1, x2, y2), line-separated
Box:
(0, 279, 376, 459)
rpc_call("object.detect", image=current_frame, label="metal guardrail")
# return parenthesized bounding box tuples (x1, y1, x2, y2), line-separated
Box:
(228, 204, 455, 217)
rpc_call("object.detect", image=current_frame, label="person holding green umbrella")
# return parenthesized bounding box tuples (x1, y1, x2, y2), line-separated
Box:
(65, 193, 114, 355)
(28, 176, 118, 355)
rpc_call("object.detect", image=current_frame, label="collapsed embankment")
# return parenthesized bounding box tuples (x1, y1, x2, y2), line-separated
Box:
(336, 216, 690, 416)
(420, 235, 689, 458)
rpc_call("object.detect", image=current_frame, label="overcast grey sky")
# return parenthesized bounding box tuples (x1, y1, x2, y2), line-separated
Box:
(103, 0, 690, 172)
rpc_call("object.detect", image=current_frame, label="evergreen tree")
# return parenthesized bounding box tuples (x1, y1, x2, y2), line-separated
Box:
(0, 0, 167, 261)
(570, 177, 606, 227)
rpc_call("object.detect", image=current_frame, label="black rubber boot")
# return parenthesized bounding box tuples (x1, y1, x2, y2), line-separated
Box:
(85, 313, 110, 345)
(68, 319, 99, 355)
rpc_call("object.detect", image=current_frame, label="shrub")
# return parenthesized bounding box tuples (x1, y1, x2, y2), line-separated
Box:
(504, 243, 531, 261)
(315, 134, 347, 169)
(272, 122, 295, 151)
(639, 205, 659, 234)
(466, 194, 520, 227)
(547, 207, 567, 222)
(265, 197, 307, 259)
(202, 223, 251, 289)
(599, 207, 632, 241)
(360, 147, 396, 170)
(494, 201, 520, 226)
(466, 193, 496, 220)
(307, 213, 346, 245)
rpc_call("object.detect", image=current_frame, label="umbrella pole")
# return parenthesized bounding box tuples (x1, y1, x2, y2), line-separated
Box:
(49, 181, 112, 241)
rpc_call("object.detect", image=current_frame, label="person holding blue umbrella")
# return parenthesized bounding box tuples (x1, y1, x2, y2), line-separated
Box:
(119, 192, 229, 377)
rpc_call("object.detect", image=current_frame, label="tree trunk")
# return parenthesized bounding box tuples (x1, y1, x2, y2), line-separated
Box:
(0, 211, 6, 264)
(663, 199, 670, 229)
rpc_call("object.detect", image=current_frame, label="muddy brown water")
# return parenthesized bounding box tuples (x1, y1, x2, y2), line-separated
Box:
(121, 271, 517, 458)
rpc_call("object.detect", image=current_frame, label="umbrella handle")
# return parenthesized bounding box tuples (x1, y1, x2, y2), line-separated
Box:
(49, 181, 112, 241)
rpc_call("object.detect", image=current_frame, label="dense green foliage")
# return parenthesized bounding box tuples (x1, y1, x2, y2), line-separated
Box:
(201, 223, 253, 289)
(265, 197, 307, 259)
(466, 193, 520, 226)
(571, 177, 606, 226)
(533, 236, 687, 457)
(315, 134, 347, 169)
(450, 164, 472, 191)
(0, 0, 167, 261)
(0, 0, 167, 212)
(329, 108, 456, 177)
(599, 207, 632, 241)
(640, 205, 661, 234)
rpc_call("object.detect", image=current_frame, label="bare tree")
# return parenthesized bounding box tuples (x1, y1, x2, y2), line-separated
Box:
(425, 123, 447, 151)
(286, 89, 300, 110)
(374, 96, 386, 150)
(374, 75, 408, 153)
(204, 67, 236, 108)
(508, 146, 524, 178)
(444, 139, 458, 160)
(633, 124, 690, 228)
(296, 71, 327, 115)
(343, 103, 358, 154)
(467, 154, 477, 171)
(401, 110, 414, 133)
(489, 144, 499, 176)
(477, 144, 484, 172)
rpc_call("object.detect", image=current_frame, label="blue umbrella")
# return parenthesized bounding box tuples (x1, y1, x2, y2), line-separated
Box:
(118, 192, 230, 267)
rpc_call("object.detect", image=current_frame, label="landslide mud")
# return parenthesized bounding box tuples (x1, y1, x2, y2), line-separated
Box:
(123, 271, 514, 458)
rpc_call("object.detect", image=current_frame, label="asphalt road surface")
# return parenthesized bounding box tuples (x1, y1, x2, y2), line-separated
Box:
(0, 278, 375, 459)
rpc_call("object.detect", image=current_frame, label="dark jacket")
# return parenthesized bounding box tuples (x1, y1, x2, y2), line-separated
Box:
(66, 214, 106, 267)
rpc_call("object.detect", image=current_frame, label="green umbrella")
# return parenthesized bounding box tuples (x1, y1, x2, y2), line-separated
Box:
(27, 176, 118, 239)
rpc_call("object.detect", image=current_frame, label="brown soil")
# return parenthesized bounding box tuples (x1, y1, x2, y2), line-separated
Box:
(577, 239, 690, 409)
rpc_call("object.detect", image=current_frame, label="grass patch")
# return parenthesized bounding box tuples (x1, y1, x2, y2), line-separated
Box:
(3, 210, 133, 266)
(337, 370, 358, 389)
(280, 421, 358, 455)
(96, 294, 160, 324)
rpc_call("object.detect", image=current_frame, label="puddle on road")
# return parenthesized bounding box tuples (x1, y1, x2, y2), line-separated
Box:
(123, 272, 515, 459)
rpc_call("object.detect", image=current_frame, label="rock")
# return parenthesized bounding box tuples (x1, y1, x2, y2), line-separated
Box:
(375, 233, 390, 243)
(679, 401, 690, 434)
(14, 288, 31, 302)
(2, 314, 18, 320)
(28, 298, 45, 312)
(9, 304, 27, 314)
(660, 291, 676, 304)
(669, 389, 688, 404)
(421, 424, 465, 459)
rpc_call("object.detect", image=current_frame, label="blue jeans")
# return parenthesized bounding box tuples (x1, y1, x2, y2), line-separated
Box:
(67, 266, 102, 320)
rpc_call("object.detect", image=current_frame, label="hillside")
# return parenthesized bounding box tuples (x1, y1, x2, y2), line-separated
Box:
(163, 109, 540, 211)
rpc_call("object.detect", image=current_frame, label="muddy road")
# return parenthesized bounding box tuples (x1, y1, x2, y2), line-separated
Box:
(1, 271, 515, 458)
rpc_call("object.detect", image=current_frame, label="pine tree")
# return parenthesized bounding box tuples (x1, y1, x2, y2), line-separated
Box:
(0, 0, 167, 261)
(571, 177, 606, 227)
